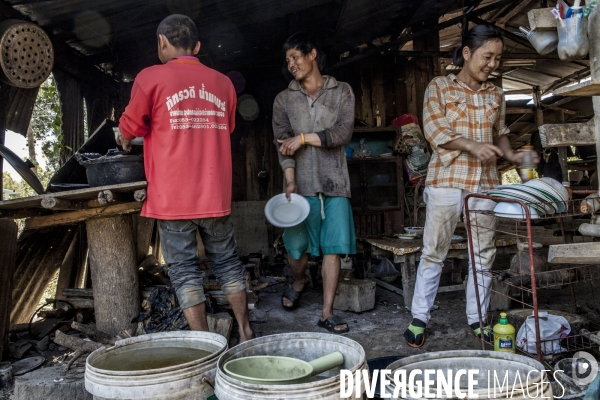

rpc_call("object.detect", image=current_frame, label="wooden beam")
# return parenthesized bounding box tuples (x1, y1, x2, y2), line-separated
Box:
(330, 0, 520, 70)
(539, 120, 595, 148)
(548, 242, 600, 264)
(25, 202, 142, 230)
(390, 51, 558, 60)
(499, 0, 534, 27)
(0, 220, 17, 361)
(506, 108, 534, 114)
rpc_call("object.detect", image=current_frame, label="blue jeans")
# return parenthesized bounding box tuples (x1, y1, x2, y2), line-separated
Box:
(158, 216, 247, 310)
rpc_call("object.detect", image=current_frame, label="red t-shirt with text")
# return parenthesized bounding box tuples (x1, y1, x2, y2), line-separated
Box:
(119, 58, 236, 219)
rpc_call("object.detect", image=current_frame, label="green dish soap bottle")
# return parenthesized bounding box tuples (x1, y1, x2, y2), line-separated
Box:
(493, 312, 515, 353)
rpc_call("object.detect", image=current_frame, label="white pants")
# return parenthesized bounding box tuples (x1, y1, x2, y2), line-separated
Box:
(411, 186, 498, 325)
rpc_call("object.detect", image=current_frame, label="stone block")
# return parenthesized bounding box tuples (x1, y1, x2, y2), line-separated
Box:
(333, 278, 376, 312)
(527, 8, 557, 31)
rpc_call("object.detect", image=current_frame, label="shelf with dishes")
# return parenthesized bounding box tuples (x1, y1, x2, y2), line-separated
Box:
(465, 178, 600, 364)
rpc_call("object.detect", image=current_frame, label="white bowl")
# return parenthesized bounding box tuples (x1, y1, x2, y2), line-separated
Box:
(264, 193, 310, 228)
(404, 226, 424, 235)
(494, 201, 540, 219)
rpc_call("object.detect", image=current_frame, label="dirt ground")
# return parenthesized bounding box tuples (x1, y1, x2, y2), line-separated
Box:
(252, 271, 600, 361)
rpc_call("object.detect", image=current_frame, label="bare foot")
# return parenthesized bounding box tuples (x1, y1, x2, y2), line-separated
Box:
(282, 276, 309, 308)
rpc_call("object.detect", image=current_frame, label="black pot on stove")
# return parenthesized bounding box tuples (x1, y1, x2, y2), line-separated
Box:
(76, 149, 146, 187)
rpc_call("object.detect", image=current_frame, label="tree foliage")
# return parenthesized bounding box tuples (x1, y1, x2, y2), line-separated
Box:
(30, 74, 64, 172)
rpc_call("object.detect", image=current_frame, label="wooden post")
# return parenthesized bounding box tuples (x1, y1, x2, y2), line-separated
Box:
(55, 229, 81, 299)
(412, 18, 440, 121)
(0, 220, 17, 361)
(555, 110, 569, 184)
(588, 7, 600, 190)
(86, 215, 140, 336)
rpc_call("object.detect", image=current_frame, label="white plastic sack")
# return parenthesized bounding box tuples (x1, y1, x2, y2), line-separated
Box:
(516, 311, 571, 354)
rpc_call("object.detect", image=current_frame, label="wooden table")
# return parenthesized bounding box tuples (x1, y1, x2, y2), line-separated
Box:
(360, 235, 520, 310)
(0, 181, 148, 336)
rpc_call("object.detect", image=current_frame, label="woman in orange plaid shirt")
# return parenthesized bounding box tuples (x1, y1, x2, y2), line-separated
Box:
(404, 25, 539, 348)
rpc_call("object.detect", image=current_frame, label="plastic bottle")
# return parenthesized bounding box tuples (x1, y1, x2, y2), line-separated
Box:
(580, 193, 600, 214)
(519, 145, 535, 183)
(493, 312, 516, 353)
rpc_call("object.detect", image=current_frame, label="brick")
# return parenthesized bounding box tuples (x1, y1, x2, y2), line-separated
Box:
(527, 8, 557, 31)
(333, 278, 376, 312)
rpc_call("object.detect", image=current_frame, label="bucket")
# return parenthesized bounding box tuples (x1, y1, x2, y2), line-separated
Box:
(85, 331, 227, 400)
(214, 332, 367, 399)
(382, 350, 553, 399)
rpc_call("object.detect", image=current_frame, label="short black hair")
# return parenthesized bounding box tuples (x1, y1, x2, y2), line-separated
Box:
(453, 24, 503, 67)
(282, 32, 325, 71)
(157, 14, 198, 51)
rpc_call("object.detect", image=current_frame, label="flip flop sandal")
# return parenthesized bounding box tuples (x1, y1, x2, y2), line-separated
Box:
(281, 284, 304, 311)
(404, 322, 426, 348)
(317, 315, 349, 334)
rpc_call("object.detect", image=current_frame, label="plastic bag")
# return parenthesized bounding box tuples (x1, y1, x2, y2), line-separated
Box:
(516, 311, 571, 354)
(371, 255, 397, 275)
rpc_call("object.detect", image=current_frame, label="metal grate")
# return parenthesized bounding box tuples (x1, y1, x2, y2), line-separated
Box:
(354, 212, 385, 237)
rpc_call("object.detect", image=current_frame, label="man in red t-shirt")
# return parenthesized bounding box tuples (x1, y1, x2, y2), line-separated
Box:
(118, 14, 254, 341)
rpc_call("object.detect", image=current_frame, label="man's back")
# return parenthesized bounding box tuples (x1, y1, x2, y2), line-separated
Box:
(119, 60, 237, 219)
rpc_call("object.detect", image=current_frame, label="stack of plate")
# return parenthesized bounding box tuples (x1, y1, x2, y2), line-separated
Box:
(489, 177, 569, 219)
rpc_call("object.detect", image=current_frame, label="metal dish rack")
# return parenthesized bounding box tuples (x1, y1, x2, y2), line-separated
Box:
(464, 193, 600, 365)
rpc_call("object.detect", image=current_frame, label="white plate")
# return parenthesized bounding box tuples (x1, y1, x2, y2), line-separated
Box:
(379, 152, 394, 158)
(525, 178, 568, 203)
(395, 233, 419, 240)
(496, 184, 561, 213)
(488, 188, 554, 215)
(264, 193, 310, 228)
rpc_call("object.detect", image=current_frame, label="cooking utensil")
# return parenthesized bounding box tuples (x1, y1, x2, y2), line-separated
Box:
(76, 149, 145, 187)
(224, 351, 344, 385)
(0, 143, 45, 194)
(0, 19, 53, 88)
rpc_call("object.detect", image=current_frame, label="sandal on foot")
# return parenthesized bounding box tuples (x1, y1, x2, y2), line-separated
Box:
(470, 322, 493, 342)
(281, 284, 304, 311)
(404, 319, 426, 348)
(317, 315, 349, 334)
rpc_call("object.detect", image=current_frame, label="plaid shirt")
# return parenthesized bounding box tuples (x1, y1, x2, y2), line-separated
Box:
(423, 74, 509, 193)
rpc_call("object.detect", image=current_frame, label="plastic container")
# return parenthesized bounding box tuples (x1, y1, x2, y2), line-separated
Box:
(519, 145, 536, 182)
(580, 194, 600, 214)
(85, 331, 227, 400)
(494, 312, 516, 353)
(557, 16, 589, 61)
(214, 332, 367, 400)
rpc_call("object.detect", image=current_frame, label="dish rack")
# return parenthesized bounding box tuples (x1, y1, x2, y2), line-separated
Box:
(464, 193, 600, 366)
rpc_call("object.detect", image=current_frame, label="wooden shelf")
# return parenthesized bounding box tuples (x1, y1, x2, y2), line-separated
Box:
(553, 80, 600, 96)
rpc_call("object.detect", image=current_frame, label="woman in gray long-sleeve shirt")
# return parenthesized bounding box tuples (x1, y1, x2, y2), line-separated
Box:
(272, 32, 356, 334)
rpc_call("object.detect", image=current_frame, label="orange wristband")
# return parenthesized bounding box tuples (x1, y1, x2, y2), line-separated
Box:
(300, 133, 306, 145)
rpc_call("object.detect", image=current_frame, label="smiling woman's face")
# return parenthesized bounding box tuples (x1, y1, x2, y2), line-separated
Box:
(462, 38, 503, 83)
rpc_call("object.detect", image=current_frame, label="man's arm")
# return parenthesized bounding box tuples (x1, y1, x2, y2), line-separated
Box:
(118, 80, 152, 151)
